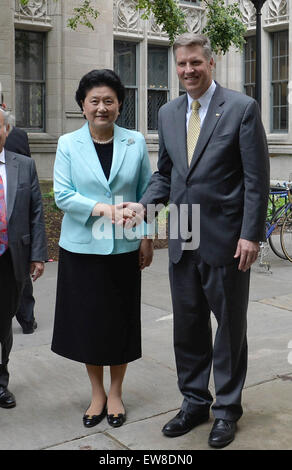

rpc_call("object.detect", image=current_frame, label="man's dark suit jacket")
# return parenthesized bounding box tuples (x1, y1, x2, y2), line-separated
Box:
(140, 83, 270, 266)
(4, 150, 47, 283)
(5, 127, 31, 157)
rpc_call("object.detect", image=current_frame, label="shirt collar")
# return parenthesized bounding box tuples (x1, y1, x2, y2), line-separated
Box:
(187, 80, 216, 112)
(0, 148, 5, 164)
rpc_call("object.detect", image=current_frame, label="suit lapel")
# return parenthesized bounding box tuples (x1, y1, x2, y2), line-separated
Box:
(108, 124, 127, 185)
(5, 150, 19, 222)
(174, 95, 189, 175)
(188, 83, 225, 173)
(76, 123, 110, 190)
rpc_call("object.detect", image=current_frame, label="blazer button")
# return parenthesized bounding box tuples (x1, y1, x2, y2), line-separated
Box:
(105, 192, 111, 198)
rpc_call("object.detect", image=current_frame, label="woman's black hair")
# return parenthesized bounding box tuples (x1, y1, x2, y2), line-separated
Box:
(75, 69, 125, 114)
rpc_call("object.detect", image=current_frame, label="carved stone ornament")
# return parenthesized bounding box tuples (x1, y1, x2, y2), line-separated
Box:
(19, 0, 47, 18)
(267, 0, 287, 19)
(114, 0, 140, 32)
(149, 13, 166, 36)
(181, 7, 203, 34)
(240, 0, 256, 25)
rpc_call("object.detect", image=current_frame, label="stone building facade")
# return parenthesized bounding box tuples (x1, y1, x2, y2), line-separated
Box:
(0, 0, 291, 180)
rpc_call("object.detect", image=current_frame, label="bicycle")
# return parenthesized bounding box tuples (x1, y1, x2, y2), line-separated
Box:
(280, 187, 292, 262)
(265, 185, 292, 261)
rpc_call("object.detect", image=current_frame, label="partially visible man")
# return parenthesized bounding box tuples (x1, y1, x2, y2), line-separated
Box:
(0, 106, 47, 408)
(1, 97, 37, 334)
(5, 126, 31, 158)
(122, 33, 269, 448)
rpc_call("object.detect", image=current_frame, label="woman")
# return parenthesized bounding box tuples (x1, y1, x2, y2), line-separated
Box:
(51, 69, 153, 428)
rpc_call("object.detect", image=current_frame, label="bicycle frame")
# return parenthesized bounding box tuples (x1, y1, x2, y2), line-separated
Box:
(266, 201, 292, 239)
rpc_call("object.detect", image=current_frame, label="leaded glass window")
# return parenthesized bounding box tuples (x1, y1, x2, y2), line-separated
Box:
(148, 46, 169, 131)
(271, 30, 288, 132)
(244, 36, 256, 98)
(114, 41, 137, 130)
(15, 30, 46, 131)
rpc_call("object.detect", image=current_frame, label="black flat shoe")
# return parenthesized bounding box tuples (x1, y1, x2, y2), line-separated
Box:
(0, 387, 16, 409)
(107, 401, 126, 428)
(208, 418, 237, 448)
(107, 411, 126, 428)
(83, 402, 107, 428)
(162, 409, 209, 437)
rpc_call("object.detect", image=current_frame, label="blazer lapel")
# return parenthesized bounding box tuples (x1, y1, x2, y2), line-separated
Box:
(5, 151, 19, 222)
(108, 124, 127, 186)
(188, 83, 225, 173)
(76, 123, 110, 190)
(174, 95, 189, 175)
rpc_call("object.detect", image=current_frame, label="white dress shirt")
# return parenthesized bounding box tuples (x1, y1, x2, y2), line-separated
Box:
(0, 148, 7, 203)
(186, 80, 217, 131)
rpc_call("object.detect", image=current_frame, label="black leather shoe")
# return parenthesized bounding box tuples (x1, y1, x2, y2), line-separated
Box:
(107, 411, 126, 428)
(22, 321, 37, 334)
(162, 409, 209, 437)
(208, 418, 237, 448)
(0, 387, 16, 409)
(83, 402, 107, 428)
(107, 401, 126, 428)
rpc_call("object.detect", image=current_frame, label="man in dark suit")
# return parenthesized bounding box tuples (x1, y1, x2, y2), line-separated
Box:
(123, 33, 269, 447)
(3, 118, 37, 334)
(5, 127, 31, 158)
(0, 106, 47, 408)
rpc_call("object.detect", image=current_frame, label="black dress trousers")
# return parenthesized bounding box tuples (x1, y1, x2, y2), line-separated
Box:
(0, 250, 22, 387)
(169, 249, 250, 422)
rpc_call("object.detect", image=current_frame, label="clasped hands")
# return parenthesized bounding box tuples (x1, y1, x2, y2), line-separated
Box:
(92, 202, 152, 270)
(92, 202, 145, 227)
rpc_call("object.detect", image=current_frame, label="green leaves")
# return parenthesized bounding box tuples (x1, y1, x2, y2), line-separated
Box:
(202, 0, 247, 55)
(135, 0, 187, 44)
(66, 0, 99, 31)
(135, 0, 246, 51)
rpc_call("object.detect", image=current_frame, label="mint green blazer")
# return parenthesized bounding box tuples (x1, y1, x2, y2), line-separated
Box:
(54, 122, 152, 255)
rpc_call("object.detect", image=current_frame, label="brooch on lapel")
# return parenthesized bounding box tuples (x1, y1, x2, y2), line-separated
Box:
(127, 138, 135, 146)
(216, 113, 221, 117)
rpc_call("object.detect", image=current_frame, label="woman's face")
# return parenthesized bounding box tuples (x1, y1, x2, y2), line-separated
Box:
(82, 86, 121, 132)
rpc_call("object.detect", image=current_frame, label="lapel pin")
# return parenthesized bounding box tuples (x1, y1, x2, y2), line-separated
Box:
(127, 138, 135, 146)
(216, 113, 221, 117)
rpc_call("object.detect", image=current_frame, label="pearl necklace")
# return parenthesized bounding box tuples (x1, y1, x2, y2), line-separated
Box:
(92, 136, 114, 145)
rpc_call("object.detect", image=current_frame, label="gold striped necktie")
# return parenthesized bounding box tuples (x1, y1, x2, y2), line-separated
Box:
(187, 100, 201, 166)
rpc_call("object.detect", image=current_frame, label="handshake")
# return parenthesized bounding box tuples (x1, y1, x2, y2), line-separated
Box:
(92, 202, 145, 228)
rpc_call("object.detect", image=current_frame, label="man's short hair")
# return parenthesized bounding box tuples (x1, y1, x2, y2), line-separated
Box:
(173, 33, 213, 61)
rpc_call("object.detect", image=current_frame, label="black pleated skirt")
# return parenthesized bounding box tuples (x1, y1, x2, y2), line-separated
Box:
(51, 247, 141, 366)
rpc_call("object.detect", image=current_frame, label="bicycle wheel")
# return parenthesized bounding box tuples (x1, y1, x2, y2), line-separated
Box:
(268, 209, 287, 259)
(280, 211, 292, 262)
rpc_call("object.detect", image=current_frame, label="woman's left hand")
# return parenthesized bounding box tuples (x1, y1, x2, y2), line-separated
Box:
(139, 238, 154, 270)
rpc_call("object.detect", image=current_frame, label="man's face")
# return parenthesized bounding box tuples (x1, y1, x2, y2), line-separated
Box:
(175, 45, 214, 99)
(0, 112, 9, 152)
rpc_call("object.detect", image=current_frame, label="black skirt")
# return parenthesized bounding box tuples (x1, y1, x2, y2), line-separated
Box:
(51, 247, 141, 366)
